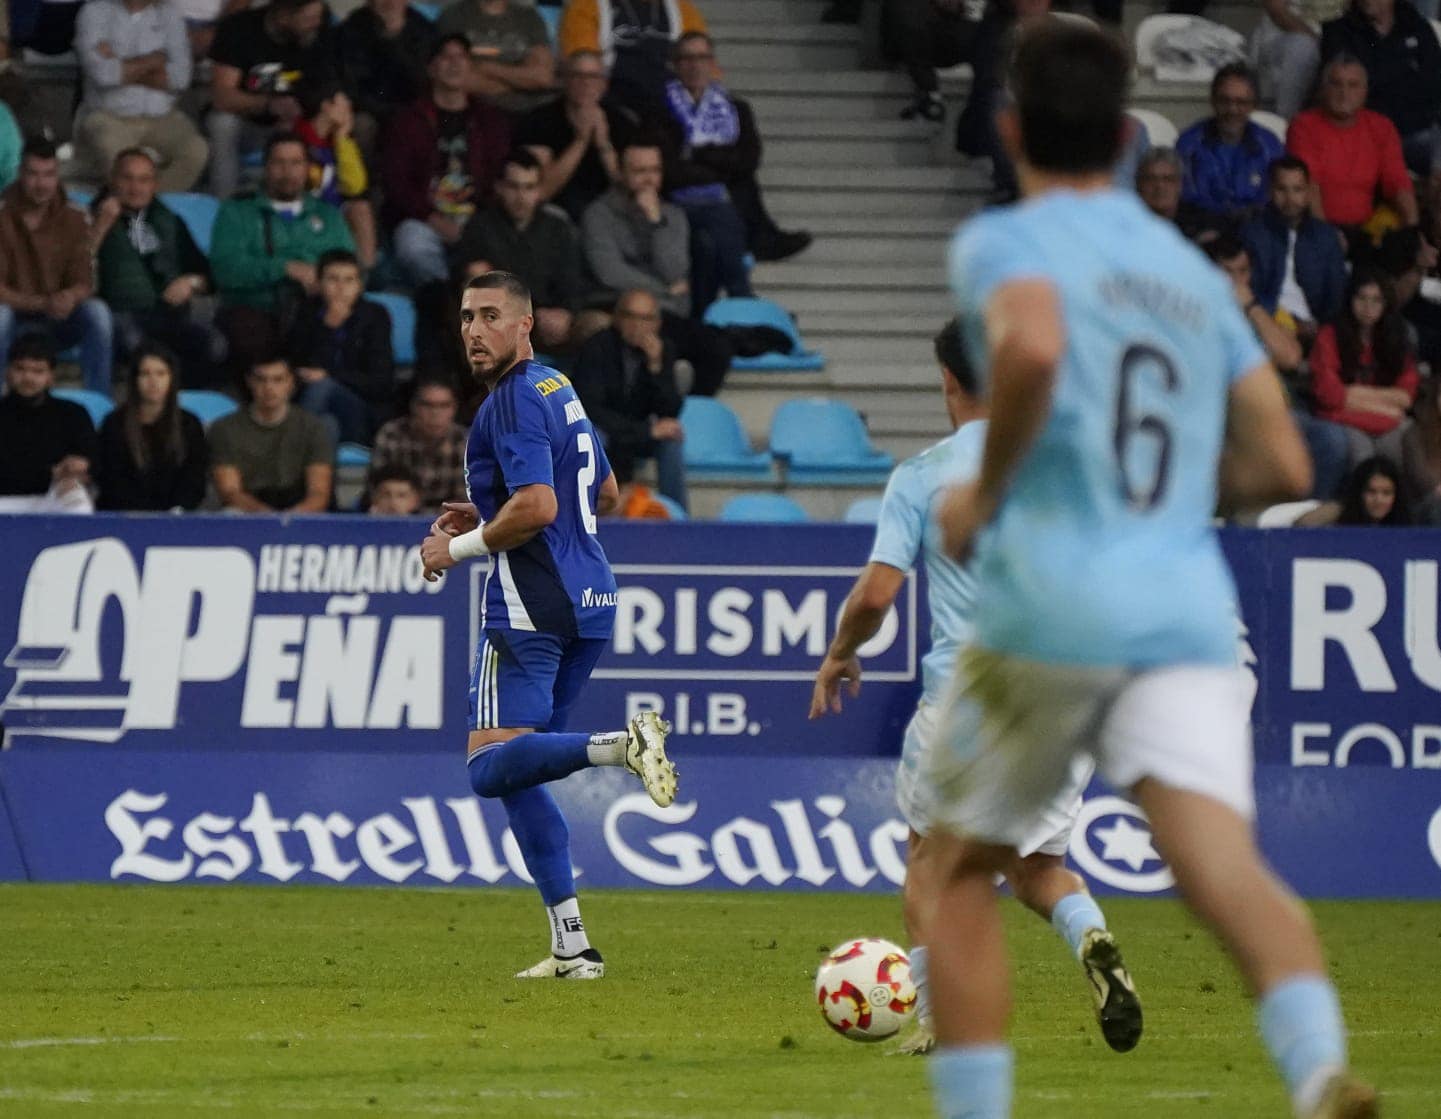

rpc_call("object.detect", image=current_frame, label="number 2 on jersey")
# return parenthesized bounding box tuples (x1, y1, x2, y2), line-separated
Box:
(1113, 343, 1179, 511)
(576, 432, 598, 534)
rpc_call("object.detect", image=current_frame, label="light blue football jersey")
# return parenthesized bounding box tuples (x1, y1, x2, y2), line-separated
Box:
(949, 188, 1265, 668)
(868, 420, 986, 705)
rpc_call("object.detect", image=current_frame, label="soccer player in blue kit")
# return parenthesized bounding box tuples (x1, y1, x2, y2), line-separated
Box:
(811, 319, 1141, 1058)
(420, 271, 678, 980)
(925, 21, 1377, 1119)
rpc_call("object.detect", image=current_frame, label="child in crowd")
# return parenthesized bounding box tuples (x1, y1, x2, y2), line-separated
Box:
(295, 86, 377, 269)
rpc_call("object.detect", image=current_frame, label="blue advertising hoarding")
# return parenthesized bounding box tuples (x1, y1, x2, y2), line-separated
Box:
(0, 514, 1438, 897)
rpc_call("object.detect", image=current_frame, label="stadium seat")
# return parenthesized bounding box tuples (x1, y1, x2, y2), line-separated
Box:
(843, 495, 884, 524)
(769, 398, 894, 484)
(412, 1, 440, 19)
(1127, 108, 1177, 149)
(653, 493, 687, 520)
(538, 2, 562, 43)
(363, 292, 417, 365)
(51, 387, 113, 427)
(65, 187, 92, 209)
(178, 389, 238, 427)
(1250, 109, 1288, 145)
(702, 297, 825, 372)
(1134, 15, 1243, 82)
(718, 493, 809, 523)
(161, 192, 221, 254)
(337, 442, 372, 468)
(679, 396, 773, 478)
(1255, 499, 1321, 527)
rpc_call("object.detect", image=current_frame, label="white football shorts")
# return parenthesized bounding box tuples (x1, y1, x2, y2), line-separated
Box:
(926, 648, 1255, 851)
(897, 698, 1087, 858)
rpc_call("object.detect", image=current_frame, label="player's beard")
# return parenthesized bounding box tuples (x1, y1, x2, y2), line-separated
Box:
(470, 345, 517, 385)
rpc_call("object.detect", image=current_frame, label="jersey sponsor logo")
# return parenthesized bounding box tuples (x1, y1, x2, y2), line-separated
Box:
(580, 587, 619, 609)
(534, 374, 572, 397)
(1068, 796, 1174, 894)
(1, 539, 445, 742)
(599, 565, 918, 681)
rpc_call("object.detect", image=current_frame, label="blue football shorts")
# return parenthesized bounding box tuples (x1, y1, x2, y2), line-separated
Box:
(468, 628, 609, 732)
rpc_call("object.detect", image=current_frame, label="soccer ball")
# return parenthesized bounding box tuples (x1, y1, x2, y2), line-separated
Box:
(814, 937, 916, 1042)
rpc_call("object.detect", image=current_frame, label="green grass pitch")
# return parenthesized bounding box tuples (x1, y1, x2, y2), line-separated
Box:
(0, 885, 1436, 1117)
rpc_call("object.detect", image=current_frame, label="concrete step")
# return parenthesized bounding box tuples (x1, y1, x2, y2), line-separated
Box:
(754, 259, 949, 290)
(811, 334, 952, 365)
(764, 135, 935, 166)
(800, 213, 965, 238)
(710, 21, 861, 44)
(795, 309, 958, 335)
(706, 0, 830, 24)
(790, 234, 950, 266)
(763, 186, 976, 219)
(718, 40, 863, 69)
(774, 286, 957, 317)
(762, 117, 937, 141)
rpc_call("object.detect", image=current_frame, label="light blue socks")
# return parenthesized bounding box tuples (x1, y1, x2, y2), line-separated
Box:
(1050, 892, 1107, 957)
(1258, 975, 1347, 1112)
(927, 1044, 1013, 1119)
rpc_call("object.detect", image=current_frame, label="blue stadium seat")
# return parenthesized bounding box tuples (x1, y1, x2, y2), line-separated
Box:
(337, 442, 372, 468)
(718, 493, 809, 523)
(537, 2, 562, 42)
(412, 1, 440, 19)
(702, 297, 825, 372)
(364, 292, 417, 366)
(843, 495, 884, 524)
(160, 192, 221, 254)
(653, 493, 687, 520)
(679, 396, 772, 478)
(178, 389, 238, 427)
(769, 398, 894, 484)
(51, 387, 113, 427)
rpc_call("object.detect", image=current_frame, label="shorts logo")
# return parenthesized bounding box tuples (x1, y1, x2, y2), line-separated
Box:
(1069, 796, 1175, 894)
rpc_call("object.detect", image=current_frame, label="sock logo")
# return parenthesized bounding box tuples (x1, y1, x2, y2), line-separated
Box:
(562, 916, 585, 933)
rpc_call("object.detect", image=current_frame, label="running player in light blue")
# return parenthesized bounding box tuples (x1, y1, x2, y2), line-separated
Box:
(926, 21, 1375, 1119)
(810, 318, 1141, 1058)
(420, 271, 678, 980)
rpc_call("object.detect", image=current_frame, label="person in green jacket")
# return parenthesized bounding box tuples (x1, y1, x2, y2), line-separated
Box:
(211, 130, 355, 381)
(0, 101, 20, 192)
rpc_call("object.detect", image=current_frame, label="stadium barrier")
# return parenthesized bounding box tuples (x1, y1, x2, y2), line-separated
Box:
(0, 515, 1438, 897)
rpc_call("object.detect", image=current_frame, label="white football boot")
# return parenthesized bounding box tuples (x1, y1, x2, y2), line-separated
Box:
(514, 949, 605, 979)
(625, 711, 678, 807)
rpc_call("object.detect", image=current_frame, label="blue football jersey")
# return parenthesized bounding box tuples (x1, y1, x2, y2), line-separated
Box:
(868, 421, 986, 706)
(949, 188, 1265, 668)
(464, 360, 617, 638)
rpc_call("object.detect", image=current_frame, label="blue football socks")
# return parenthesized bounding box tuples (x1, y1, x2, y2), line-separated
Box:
(501, 785, 573, 907)
(910, 944, 931, 1023)
(468, 732, 592, 798)
(928, 1044, 1014, 1119)
(1050, 892, 1107, 957)
(1258, 975, 1347, 1112)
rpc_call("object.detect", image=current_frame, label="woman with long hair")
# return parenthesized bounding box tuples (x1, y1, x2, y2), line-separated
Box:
(1301, 455, 1412, 526)
(1308, 269, 1420, 465)
(95, 343, 208, 511)
(1401, 374, 1441, 524)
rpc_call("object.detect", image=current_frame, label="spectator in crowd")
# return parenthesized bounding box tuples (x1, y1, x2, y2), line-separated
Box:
(0, 137, 113, 394)
(450, 148, 585, 351)
(1240, 155, 1348, 346)
(1135, 147, 1225, 243)
(1251, 0, 1340, 119)
(0, 101, 20, 191)
(337, 0, 439, 144)
(211, 131, 356, 383)
(571, 288, 687, 511)
(610, 455, 675, 519)
(1298, 453, 1411, 523)
(178, 0, 249, 61)
(663, 32, 810, 263)
(0, 333, 95, 513)
(583, 139, 691, 315)
(382, 34, 511, 287)
(1321, 0, 1441, 181)
(74, 0, 207, 192)
(1310, 269, 1419, 463)
(95, 342, 208, 510)
(1376, 224, 1441, 369)
(436, 0, 555, 114)
(885, 0, 982, 124)
(558, 0, 708, 111)
(287, 248, 395, 445)
(1286, 54, 1418, 233)
(366, 463, 423, 514)
(295, 86, 377, 268)
(1176, 64, 1284, 224)
(1401, 373, 1441, 522)
(91, 147, 224, 387)
(209, 356, 333, 512)
(369, 376, 468, 508)
(516, 49, 635, 223)
(207, 0, 336, 198)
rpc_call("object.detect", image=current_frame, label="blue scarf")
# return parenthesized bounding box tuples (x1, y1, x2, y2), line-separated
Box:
(664, 79, 740, 148)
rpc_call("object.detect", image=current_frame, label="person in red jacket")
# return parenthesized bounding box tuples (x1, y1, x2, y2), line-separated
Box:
(380, 33, 510, 286)
(1308, 268, 1419, 466)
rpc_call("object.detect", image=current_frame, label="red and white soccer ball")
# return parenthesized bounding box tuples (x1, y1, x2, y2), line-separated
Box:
(814, 937, 917, 1042)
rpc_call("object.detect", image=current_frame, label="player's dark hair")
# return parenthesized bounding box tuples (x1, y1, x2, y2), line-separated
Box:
(1209, 61, 1257, 100)
(1335, 269, 1411, 388)
(1337, 456, 1409, 526)
(8, 332, 57, 368)
(122, 342, 185, 471)
(1007, 22, 1131, 174)
(21, 134, 57, 163)
(263, 130, 306, 162)
(1268, 154, 1309, 183)
(465, 270, 533, 309)
(933, 318, 978, 397)
(317, 248, 360, 277)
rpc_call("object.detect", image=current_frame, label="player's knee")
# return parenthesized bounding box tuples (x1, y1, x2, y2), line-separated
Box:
(467, 750, 505, 799)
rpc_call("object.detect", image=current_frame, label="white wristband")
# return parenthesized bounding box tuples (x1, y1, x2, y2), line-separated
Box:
(448, 524, 490, 560)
